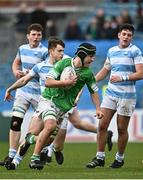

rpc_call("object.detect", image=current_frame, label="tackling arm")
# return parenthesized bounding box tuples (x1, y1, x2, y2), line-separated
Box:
(4, 74, 32, 101)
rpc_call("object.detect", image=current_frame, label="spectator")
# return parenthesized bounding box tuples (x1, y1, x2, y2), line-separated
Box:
(110, 16, 119, 38)
(136, 7, 143, 32)
(121, 9, 133, 24)
(96, 8, 106, 29)
(100, 19, 116, 39)
(46, 19, 57, 38)
(85, 16, 100, 40)
(14, 2, 30, 45)
(64, 19, 83, 40)
(30, 1, 49, 39)
(111, 0, 129, 2)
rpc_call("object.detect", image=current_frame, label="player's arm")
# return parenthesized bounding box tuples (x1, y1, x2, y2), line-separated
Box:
(90, 92, 103, 119)
(74, 88, 83, 105)
(95, 66, 110, 82)
(4, 74, 33, 101)
(110, 64, 143, 83)
(129, 64, 143, 80)
(12, 57, 25, 79)
(87, 71, 103, 119)
(45, 61, 77, 88)
(45, 77, 77, 88)
(95, 58, 110, 82)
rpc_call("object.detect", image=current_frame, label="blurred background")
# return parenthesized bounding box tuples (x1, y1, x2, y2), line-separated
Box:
(0, 0, 143, 142)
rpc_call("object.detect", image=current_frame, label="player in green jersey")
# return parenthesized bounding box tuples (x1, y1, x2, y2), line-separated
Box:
(29, 42, 104, 170)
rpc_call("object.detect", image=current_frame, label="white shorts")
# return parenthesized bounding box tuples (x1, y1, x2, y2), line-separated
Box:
(101, 95, 136, 117)
(12, 95, 38, 118)
(33, 96, 66, 122)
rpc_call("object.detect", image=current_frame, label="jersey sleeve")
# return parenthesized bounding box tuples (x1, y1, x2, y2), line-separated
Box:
(46, 60, 65, 79)
(86, 71, 99, 93)
(133, 46, 143, 64)
(29, 64, 39, 78)
(15, 47, 21, 60)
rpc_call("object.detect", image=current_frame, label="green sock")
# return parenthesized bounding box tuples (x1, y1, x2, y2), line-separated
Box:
(26, 134, 35, 144)
(31, 154, 40, 161)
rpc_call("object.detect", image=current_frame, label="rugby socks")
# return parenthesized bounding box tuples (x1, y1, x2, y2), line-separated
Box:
(8, 148, 17, 158)
(31, 154, 40, 161)
(27, 134, 35, 144)
(12, 154, 23, 166)
(48, 143, 54, 157)
(96, 152, 105, 160)
(115, 152, 124, 162)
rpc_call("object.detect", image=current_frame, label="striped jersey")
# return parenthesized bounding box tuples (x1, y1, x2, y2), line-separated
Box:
(29, 59, 53, 93)
(28, 54, 71, 93)
(15, 43, 48, 102)
(105, 43, 143, 99)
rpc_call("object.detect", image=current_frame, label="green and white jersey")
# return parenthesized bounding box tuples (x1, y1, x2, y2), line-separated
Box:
(42, 58, 98, 112)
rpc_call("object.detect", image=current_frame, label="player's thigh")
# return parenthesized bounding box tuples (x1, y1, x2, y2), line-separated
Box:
(99, 107, 115, 129)
(100, 95, 117, 128)
(68, 107, 80, 124)
(117, 98, 136, 117)
(13, 96, 30, 118)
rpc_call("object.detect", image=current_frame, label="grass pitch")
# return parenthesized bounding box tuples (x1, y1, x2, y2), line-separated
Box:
(0, 142, 143, 179)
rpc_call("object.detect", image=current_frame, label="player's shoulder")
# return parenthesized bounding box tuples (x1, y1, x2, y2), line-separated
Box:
(35, 61, 45, 68)
(56, 57, 72, 67)
(130, 44, 141, 51)
(19, 43, 29, 49)
(108, 45, 118, 52)
(39, 43, 47, 50)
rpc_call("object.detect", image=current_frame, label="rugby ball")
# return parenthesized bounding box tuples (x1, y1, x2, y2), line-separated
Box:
(60, 66, 76, 89)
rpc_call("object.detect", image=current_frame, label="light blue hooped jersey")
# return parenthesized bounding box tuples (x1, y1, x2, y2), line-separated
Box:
(15, 43, 48, 102)
(29, 59, 53, 93)
(28, 54, 71, 94)
(105, 43, 143, 99)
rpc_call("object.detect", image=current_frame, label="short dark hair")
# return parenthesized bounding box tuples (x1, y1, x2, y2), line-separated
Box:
(48, 37, 65, 50)
(118, 24, 135, 34)
(27, 23, 43, 34)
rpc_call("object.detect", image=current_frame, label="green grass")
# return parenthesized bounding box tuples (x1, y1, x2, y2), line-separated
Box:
(0, 142, 143, 179)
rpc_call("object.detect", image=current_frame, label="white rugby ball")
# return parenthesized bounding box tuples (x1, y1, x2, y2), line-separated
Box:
(60, 66, 76, 89)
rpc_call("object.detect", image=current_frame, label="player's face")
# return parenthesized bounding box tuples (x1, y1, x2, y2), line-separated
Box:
(51, 44, 64, 61)
(27, 30, 42, 48)
(118, 29, 133, 48)
(83, 55, 95, 67)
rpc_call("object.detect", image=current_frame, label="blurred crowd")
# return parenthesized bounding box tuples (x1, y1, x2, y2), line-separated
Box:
(1, 1, 143, 42)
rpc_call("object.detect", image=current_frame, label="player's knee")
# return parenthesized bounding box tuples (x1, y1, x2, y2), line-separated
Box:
(98, 124, 107, 132)
(10, 116, 23, 131)
(117, 127, 126, 135)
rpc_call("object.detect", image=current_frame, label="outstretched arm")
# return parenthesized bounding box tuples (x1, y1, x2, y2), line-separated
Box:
(4, 74, 32, 101)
